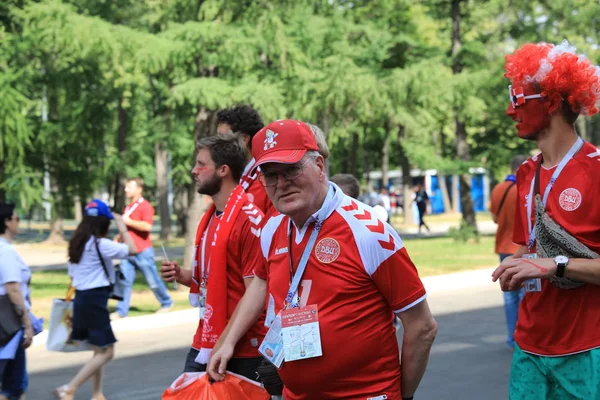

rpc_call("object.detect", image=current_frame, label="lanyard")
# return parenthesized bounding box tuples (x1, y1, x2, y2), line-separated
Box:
(124, 197, 144, 218)
(527, 137, 584, 249)
(285, 185, 334, 309)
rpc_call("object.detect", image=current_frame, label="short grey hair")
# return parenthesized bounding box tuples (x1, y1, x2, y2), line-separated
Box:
(306, 123, 330, 159)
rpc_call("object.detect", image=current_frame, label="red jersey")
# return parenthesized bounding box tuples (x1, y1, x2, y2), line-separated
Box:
(240, 158, 276, 218)
(255, 187, 426, 400)
(191, 201, 267, 358)
(513, 141, 600, 356)
(123, 198, 154, 252)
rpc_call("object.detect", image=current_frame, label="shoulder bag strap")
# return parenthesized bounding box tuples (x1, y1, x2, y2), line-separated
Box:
(94, 238, 114, 288)
(496, 182, 516, 217)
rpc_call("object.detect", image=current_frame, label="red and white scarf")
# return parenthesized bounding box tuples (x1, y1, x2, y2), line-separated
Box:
(239, 158, 258, 191)
(190, 185, 247, 364)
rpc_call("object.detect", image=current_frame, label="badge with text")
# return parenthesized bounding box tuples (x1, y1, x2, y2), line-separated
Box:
(259, 313, 285, 368)
(521, 254, 542, 293)
(198, 286, 207, 319)
(281, 304, 323, 362)
(525, 278, 542, 292)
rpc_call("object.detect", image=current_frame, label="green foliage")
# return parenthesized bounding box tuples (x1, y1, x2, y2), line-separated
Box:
(448, 220, 480, 243)
(1, 0, 599, 224)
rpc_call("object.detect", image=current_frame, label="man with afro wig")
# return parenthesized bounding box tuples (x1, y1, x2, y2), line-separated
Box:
(493, 40, 600, 399)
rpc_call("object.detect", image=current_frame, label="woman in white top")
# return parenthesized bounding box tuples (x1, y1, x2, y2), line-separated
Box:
(53, 200, 136, 400)
(0, 203, 33, 400)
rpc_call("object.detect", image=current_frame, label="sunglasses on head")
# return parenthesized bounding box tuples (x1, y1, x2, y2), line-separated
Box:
(508, 85, 544, 108)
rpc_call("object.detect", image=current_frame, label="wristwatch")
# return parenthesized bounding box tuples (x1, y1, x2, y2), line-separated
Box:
(554, 255, 569, 278)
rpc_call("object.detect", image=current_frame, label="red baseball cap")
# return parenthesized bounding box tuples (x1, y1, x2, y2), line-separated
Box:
(251, 120, 319, 169)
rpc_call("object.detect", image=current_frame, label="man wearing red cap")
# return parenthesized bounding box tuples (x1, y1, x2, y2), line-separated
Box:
(160, 133, 266, 380)
(208, 120, 438, 400)
(492, 41, 600, 399)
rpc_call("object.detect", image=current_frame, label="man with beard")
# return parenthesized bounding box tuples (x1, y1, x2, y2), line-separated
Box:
(208, 120, 437, 400)
(493, 41, 600, 399)
(160, 133, 266, 379)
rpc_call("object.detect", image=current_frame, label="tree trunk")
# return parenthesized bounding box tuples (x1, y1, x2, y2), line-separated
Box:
(183, 184, 204, 270)
(0, 160, 5, 203)
(591, 116, 600, 146)
(45, 174, 66, 245)
(74, 196, 82, 222)
(438, 175, 453, 213)
(174, 188, 188, 237)
(381, 124, 390, 189)
(452, 174, 460, 212)
(361, 127, 370, 184)
(351, 129, 359, 178)
(454, 117, 477, 229)
(113, 95, 128, 211)
(45, 83, 66, 244)
(155, 142, 171, 240)
(451, 0, 477, 232)
(398, 127, 415, 225)
(183, 106, 215, 270)
(432, 128, 453, 213)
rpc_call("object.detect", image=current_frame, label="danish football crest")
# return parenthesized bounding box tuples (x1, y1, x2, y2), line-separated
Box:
(264, 129, 278, 150)
(315, 238, 340, 263)
(559, 188, 582, 211)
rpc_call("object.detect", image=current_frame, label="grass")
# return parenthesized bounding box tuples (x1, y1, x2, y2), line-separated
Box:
(29, 263, 191, 328)
(391, 211, 492, 229)
(29, 236, 498, 323)
(403, 235, 498, 277)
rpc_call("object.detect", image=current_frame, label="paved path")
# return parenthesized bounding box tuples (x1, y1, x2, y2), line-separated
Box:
(26, 272, 512, 400)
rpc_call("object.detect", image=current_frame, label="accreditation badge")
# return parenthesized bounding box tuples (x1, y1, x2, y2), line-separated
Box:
(199, 284, 207, 319)
(522, 253, 542, 293)
(259, 312, 285, 368)
(281, 304, 323, 362)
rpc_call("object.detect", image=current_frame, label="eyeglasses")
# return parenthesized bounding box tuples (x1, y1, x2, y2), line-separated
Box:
(259, 157, 315, 187)
(508, 85, 544, 108)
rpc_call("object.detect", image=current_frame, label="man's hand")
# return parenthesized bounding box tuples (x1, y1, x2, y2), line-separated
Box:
(160, 261, 180, 282)
(207, 342, 235, 381)
(23, 325, 33, 349)
(492, 256, 556, 291)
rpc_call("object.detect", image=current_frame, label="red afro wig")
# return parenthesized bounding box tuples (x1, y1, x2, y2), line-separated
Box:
(505, 40, 600, 116)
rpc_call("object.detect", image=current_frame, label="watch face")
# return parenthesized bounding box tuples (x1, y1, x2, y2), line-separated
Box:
(555, 255, 568, 264)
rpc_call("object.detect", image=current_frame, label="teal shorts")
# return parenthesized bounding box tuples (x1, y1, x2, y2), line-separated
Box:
(510, 344, 600, 400)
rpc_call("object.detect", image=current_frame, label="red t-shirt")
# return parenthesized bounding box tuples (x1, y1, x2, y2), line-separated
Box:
(123, 198, 154, 252)
(513, 141, 600, 356)
(191, 201, 267, 358)
(255, 188, 426, 400)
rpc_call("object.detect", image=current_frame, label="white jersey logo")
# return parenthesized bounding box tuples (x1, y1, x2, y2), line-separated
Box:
(558, 188, 582, 212)
(275, 247, 288, 256)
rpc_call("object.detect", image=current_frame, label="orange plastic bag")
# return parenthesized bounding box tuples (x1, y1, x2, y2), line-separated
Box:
(162, 371, 270, 400)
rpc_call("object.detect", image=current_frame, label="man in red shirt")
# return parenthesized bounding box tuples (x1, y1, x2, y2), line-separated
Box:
(490, 154, 527, 350)
(208, 120, 438, 400)
(113, 178, 172, 318)
(493, 41, 600, 399)
(160, 133, 266, 380)
(216, 105, 275, 217)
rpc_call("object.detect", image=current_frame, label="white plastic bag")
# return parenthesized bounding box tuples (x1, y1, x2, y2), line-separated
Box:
(46, 288, 92, 352)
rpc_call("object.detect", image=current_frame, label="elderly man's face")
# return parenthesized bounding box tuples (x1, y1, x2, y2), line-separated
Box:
(261, 154, 325, 222)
